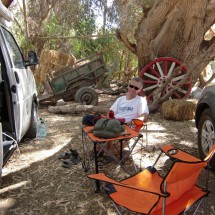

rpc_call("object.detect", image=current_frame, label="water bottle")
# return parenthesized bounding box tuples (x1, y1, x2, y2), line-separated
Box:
(36, 118, 47, 140)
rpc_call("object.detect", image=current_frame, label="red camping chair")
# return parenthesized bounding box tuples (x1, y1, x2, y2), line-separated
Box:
(88, 144, 215, 215)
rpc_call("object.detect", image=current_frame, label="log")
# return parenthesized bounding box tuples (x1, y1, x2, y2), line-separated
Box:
(48, 103, 108, 114)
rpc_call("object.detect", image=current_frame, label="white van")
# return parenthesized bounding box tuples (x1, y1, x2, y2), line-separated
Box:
(0, 2, 38, 177)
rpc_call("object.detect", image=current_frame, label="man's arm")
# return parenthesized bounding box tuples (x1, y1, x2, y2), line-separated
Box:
(137, 113, 148, 122)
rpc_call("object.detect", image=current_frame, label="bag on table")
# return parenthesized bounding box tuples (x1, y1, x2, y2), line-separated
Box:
(93, 118, 125, 138)
(82, 113, 102, 126)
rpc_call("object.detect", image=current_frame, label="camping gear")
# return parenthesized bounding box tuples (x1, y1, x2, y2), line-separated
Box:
(93, 118, 125, 139)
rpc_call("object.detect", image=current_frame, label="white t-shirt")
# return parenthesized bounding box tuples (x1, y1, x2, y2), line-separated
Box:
(110, 95, 149, 123)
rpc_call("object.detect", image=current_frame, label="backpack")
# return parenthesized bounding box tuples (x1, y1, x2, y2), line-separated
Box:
(93, 118, 125, 138)
(82, 113, 102, 126)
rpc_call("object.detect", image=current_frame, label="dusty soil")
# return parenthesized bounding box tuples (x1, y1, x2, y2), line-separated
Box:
(0, 94, 215, 215)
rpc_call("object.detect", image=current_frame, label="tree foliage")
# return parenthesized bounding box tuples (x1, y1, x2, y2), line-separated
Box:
(9, 0, 215, 111)
(9, 0, 136, 83)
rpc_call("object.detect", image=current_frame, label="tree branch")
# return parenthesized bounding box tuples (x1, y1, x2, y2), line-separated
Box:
(39, 34, 116, 40)
(116, 29, 137, 54)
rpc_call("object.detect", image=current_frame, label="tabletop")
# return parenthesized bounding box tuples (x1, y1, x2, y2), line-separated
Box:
(82, 124, 140, 142)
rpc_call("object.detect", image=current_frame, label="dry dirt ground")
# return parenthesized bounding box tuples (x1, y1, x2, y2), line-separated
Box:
(0, 94, 215, 215)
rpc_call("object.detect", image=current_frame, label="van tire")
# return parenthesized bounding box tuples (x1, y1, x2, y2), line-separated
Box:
(24, 102, 37, 139)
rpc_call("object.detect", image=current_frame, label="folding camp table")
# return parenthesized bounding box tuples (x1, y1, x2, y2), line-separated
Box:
(82, 125, 143, 191)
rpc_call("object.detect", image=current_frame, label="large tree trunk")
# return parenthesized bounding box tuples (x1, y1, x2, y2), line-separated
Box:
(117, 0, 215, 111)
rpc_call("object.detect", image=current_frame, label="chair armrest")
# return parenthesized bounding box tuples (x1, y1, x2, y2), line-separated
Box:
(162, 145, 201, 162)
(131, 119, 147, 132)
(88, 173, 169, 197)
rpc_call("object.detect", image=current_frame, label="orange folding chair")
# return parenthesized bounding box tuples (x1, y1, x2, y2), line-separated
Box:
(88, 144, 215, 214)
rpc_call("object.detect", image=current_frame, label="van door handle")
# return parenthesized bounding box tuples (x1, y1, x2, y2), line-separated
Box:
(11, 85, 16, 93)
(14, 71, 20, 83)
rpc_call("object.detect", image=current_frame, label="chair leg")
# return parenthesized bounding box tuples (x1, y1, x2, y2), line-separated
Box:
(111, 200, 122, 215)
(144, 124, 148, 146)
(152, 150, 163, 167)
(82, 129, 95, 173)
(193, 198, 204, 215)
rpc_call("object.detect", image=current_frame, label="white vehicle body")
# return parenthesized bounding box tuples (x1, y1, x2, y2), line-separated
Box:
(0, 2, 38, 177)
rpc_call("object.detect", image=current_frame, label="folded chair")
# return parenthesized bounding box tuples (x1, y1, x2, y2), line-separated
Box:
(88, 144, 215, 215)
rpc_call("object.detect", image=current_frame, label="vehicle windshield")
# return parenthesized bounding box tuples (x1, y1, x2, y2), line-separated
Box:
(1, 27, 24, 68)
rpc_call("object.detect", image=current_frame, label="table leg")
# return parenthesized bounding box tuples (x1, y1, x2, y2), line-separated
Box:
(94, 142, 100, 192)
(120, 140, 123, 161)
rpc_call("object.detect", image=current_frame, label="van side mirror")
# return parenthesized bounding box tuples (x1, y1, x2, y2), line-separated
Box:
(26, 51, 39, 66)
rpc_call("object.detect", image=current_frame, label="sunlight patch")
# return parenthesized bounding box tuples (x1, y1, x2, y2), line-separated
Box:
(0, 197, 16, 210)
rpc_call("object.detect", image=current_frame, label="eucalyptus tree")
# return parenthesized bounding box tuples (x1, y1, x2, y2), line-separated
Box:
(114, 0, 215, 111)
(10, 0, 99, 57)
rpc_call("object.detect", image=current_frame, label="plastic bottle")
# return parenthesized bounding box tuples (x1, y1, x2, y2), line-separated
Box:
(36, 118, 47, 140)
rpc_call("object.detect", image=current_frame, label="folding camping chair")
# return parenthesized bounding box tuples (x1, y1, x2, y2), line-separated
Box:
(88, 144, 215, 215)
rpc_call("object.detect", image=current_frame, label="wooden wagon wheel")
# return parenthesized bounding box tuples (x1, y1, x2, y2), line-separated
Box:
(139, 57, 192, 103)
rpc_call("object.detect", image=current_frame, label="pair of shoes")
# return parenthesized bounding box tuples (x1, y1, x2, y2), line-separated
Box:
(99, 155, 112, 165)
(58, 149, 78, 159)
(62, 155, 81, 168)
(89, 150, 104, 160)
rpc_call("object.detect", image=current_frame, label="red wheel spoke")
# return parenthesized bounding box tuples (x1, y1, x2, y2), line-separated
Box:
(163, 60, 168, 76)
(149, 66, 160, 78)
(147, 94, 153, 101)
(142, 80, 158, 84)
(174, 91, 183, 99)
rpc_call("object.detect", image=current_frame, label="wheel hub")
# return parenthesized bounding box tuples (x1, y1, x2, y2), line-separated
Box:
(202, 120, 215, 152)
(82, 94, 92, 104)
(158, 76, 166, 86)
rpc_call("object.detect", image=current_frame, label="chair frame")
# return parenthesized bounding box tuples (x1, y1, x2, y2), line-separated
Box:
(88, 144, 215, 214)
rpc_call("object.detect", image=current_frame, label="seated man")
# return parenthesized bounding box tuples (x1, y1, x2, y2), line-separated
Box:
(101, 77, 149, 163)
(82, 77, 149, 164)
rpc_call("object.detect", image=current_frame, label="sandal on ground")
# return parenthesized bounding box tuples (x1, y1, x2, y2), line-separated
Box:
(58, 149, 78, 159)
(62, 156, 81, 168)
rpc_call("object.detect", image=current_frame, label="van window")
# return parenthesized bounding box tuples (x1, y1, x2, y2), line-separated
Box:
(1, 27, 24, 68)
